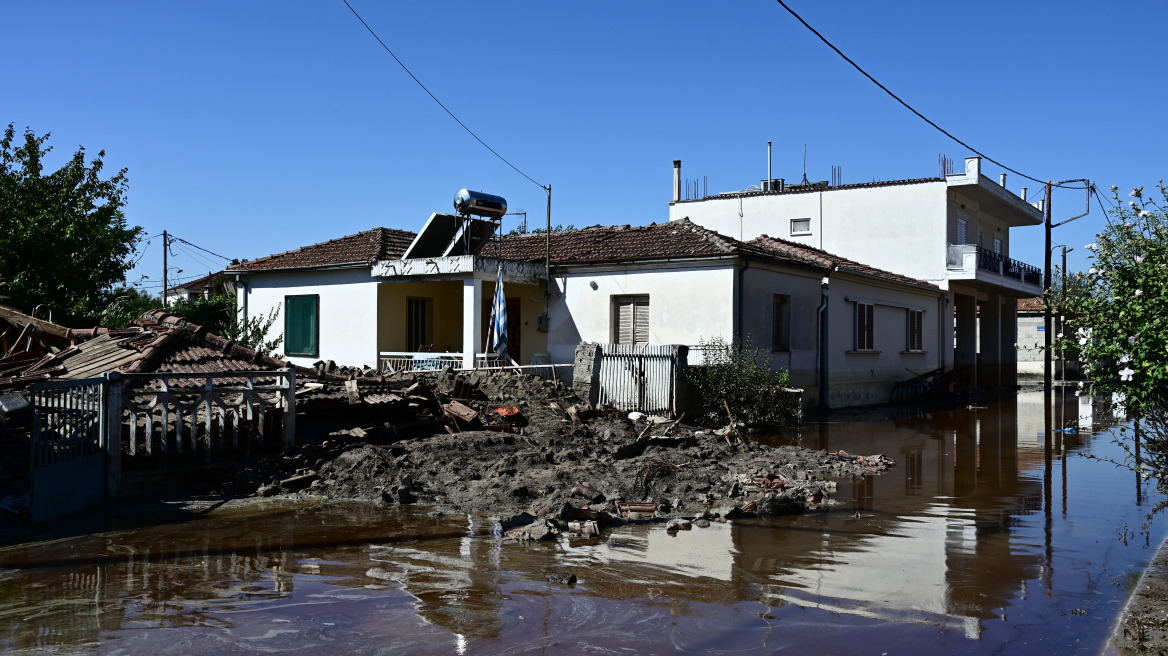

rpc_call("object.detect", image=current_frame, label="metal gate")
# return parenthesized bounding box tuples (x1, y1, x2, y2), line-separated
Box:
(30, 377, 107, 523)
(596, 344, 678, 415)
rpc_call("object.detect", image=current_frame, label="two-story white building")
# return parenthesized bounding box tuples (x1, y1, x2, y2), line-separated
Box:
(670, 156, 1045, 389)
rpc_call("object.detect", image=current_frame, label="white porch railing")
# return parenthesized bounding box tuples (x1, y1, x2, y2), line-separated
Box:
(378, 351, 563, 379)
(379, 352, 465, 372)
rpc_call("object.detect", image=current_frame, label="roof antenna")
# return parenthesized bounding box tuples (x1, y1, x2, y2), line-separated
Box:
(801, 144, 810, 185)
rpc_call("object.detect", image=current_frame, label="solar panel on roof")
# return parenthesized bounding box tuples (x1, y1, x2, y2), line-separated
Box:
(403, 212, 499, 259)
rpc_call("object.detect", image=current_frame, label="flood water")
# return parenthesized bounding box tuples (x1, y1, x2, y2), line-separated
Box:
(1, 390, 1163, 655)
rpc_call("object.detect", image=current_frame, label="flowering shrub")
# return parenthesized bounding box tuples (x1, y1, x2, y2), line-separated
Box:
(1059, 182, 1168, 485)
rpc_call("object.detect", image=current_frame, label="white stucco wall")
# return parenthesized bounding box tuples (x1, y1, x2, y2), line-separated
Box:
(546, 261, 736, 365)
(671, 181, 950, 284)
(238, 267, 380, 369)
(547, 256, 943, 408)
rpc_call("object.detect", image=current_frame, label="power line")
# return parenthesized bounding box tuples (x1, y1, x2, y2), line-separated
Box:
(169, 235, 233, 262)
(772, 0, 1088, 190)
(340, 0, 546, 191)
(173, 242, 225, 272)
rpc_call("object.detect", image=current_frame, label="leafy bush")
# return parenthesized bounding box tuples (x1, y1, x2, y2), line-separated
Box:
(1059, 183, 1168, 497)
(98, 286, 161, 328)
(684, 335, 797, 429)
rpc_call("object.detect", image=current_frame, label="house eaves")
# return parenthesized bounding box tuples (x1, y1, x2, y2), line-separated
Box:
(372, 255, 545, 284)
(230, 261, 371, 275)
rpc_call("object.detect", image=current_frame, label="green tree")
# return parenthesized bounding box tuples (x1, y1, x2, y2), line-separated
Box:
(1059, 182, 1168, 486)
(0, 124, 143, 322)
(505, 223, 575, 236)
(98, 285, 161, 328)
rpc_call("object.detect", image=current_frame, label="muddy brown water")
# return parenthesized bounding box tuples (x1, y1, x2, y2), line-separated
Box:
(0, 390, 1162, 655)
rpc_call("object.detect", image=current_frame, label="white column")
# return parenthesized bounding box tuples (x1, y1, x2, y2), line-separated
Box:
(462, 277, 483, 369)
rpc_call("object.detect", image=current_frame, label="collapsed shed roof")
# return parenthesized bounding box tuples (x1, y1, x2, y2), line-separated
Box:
(0, 305, 299, 390)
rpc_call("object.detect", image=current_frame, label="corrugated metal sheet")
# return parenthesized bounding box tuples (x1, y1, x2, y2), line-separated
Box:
(596, 344, 677, 415)
(59, 335, 144, 380)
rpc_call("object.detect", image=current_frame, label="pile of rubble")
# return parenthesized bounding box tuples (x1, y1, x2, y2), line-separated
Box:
(237, 367, 896, 539)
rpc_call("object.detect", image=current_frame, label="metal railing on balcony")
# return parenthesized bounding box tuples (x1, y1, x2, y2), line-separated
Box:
(947, 244, 1043, 287)
(378, 351, 565, 379)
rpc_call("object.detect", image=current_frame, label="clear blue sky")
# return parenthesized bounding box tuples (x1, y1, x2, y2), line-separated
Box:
(9, 1, 1165, 293)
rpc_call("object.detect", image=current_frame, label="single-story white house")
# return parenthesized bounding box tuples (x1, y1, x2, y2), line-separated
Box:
(228, 216, 945, 408)
(165, 271, 234, 305)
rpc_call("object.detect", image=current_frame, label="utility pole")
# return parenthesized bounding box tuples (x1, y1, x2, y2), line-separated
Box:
(1043, 180, 1092, 410)
(1043, 182, 1053, 411)
(162, 229, 169, 305)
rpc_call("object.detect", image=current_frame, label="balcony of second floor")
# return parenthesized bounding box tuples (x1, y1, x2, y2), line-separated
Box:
(946, 244, 1043, 295)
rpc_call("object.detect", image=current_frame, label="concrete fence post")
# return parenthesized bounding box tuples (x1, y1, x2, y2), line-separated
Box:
(572, 343, 602, 407)
(281, 368, 296, 450)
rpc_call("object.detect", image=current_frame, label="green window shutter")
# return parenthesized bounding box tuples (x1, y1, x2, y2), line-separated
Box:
(285, 295, 319, 356)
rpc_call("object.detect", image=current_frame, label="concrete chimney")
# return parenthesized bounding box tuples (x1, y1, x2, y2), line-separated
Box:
(673, 160, 682, 202)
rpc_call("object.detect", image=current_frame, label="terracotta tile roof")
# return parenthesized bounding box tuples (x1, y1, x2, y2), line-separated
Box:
(227, 227, 415, 272)
(1017, 296, 1045, 312)
(749, 235, 938, 290)
(494, 219, 937, 291)
(494, 219, 777, 264)
(223, 219, 936, 292)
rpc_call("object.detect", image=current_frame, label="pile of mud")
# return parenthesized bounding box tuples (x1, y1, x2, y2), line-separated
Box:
(235, 369, 894, 533)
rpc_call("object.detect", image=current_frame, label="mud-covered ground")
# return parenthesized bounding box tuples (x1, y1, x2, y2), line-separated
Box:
(228, 369, 893, 537)
(1115, 536, 1168, 655)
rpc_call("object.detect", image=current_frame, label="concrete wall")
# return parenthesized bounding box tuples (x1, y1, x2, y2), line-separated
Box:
(239, 268, 379, 369)
(738, 261, 823, 394)
(825, 274, 944, 407)
(550, 257, 942, 408)
(670, 181, 951, 284)
(547, 261, 736, 366)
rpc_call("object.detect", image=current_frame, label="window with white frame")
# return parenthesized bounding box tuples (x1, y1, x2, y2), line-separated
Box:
(906, 309, 924, 352)
(790, 218, 811, 236)
(855, 302, 875, 351)
(613, 295, 649, 345)
(956, 217, 968, 244)
(772, 294, 791, 352)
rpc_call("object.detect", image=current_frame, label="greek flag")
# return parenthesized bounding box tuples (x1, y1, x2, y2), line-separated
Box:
(491, 265, 509, 360)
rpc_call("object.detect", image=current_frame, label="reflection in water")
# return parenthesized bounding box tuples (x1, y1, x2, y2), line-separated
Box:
(0, 391, 1161, 655)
